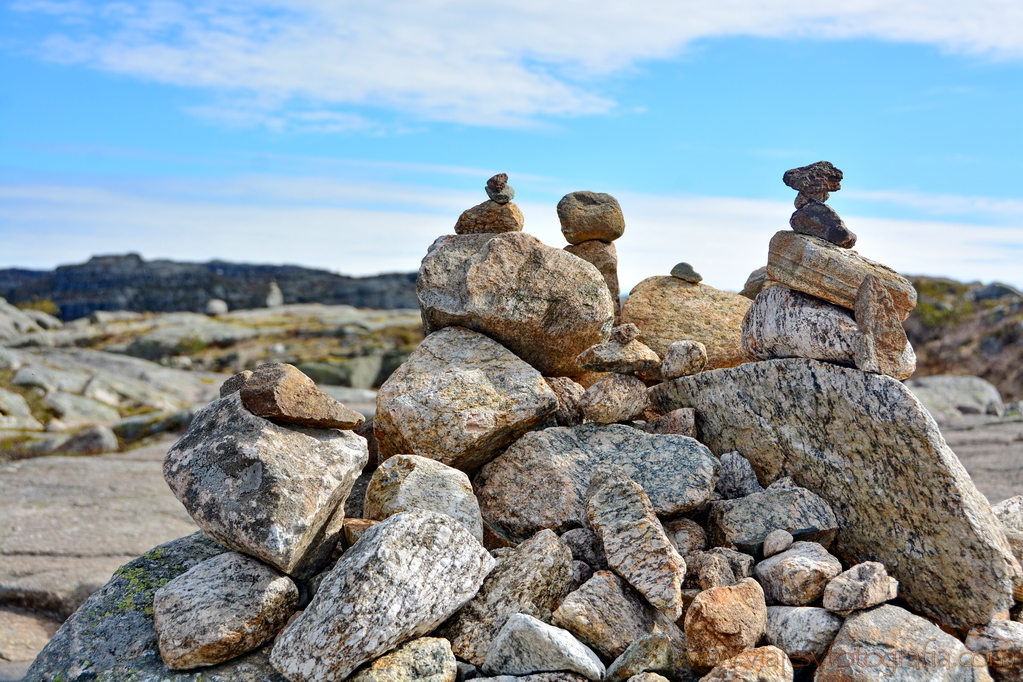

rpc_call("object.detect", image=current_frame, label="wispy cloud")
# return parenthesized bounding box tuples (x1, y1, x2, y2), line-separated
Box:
(10, 0, 1023, 128)
(846, 189, 1023, 219)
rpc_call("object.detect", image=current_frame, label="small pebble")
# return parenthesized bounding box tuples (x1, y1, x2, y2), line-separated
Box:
(670, 263, 702, 283)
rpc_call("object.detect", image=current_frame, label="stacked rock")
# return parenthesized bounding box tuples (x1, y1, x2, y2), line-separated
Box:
(455, 173, 525, 235)
(558, 191, 626, 322)
(740, 161, 918, 380)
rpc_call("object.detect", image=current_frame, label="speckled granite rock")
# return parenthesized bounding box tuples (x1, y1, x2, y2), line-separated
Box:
(577, 338, 660, 374)
(364, 454, 483, 541)
(621, 276, 751, 376)
(375, 327, 556, 472)
(995, 497, 1023, 532)
(439, 529, 573, 666)
(545, 377, 586, 427)
(25, 533, 289, 682)
(478, 674, 588, 682)
(853, 274, 911, 377)
(650, 358, 1019, 630)
(154, 551, 298, 669)
(557, 192, 626, 244)
(822, 562, 898, 615)
(754, 542, 843, 606)
(348, 637, 457, 682)
(688, 548, 754, 590)
(579, 373, 650, 423)
(765, 232, 917, 320)
(565, 240, 621, 321)
(569, 561, 594, 592)
(740, 267, 769, 300)
(762, 530, 793, 558)
(789, 201, 856, 248)
(418, 232, 615, 377)
(815, 605, 991, 682)
(716, 452, 765, 500)
(660, 341, 707, 380)
(964, 620, 1023, 682)
(164, 393, 368, 578)
(561, 529, 608, 571)
(765, 606, 843, 660)
(270, 511, 495, 682)
(684, 578, 768, 672)
(700, 646, 793, 682)
(455, 201, 525, 234)
(662, 517, 707, 557)
(476, 423, 719, 543)
(240, 362, 365, 429)
(586, 467, 687, 621)
(645, 408, 696, 437)
(482, 613, 604, 681)
(708, 487, 838, 555)
(552, 571, 685, 660)
(604, 633, 691, 682)
(219, 368, 252, 397)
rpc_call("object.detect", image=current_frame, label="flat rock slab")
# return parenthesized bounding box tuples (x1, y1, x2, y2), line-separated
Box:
(708, 487, 838, 555)
(476, 423, 719, 543)
(240, 362, 365, 429)
(650, 358, 1019, 630)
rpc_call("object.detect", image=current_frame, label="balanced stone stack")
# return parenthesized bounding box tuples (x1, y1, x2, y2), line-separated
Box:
(558, 191, 626, 323)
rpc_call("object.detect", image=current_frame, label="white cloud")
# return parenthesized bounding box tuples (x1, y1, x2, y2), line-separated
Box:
(13, 0, 1023, 127)
(845, 189, 1023, 219)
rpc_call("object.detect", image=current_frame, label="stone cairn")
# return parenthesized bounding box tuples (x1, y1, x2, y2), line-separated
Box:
(26, 170, 1023, 682)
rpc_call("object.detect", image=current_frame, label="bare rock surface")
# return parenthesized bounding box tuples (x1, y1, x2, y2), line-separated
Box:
(0, 607, 60, 681)
(684, 578, 768, 672)
(482, 613, 604, 681)
(700, 646, 793, 682)
(762, 530, 793, 558)
(662, 518, 707, 557)
(650, 358, 1019, 630)
(645, 408, 696, 437)
(716, 452, 765, 500)
(964, 620, 1023, 682)
(476, 423, 719, 543)
(708, 487, 838, 555)
(764, 606, 843, 660)
(660, 341, 707, 380)
(621, 277, 751, 374)
(164, 392, 368, 578)
(577, 338, 660, 374)
(688, 548, 754, 590)
(603, 633, 690, 682)
(853, 275, 911, 378)
(753, 542, 843, 606)
(822, 562, 898, 615)
(239, 362, 365, 429)
(270, 510, 495, 682)
(375, 326, 556, 471)
(545, 377, 586, 427)
(578, 373, 649, 424)
(348, 637, 457, 682)
(417, 232, 615, 377)
(455, 201, 525, 235)
(565, 240, 621, 321)
(557, 192, 626, 244)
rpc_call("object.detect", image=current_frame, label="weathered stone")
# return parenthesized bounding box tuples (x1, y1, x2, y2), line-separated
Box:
(558, 191, 625, 244)
(662, 517, 707, 557)
(455, 201, 524, 234)
(621, 276, 751, 376)
(822, 562, 898, 615)
(52, 424, 118, 455)
(670, 263, 703, 283)
(418, 232, 615, 377)
(688, 548, 754, 590)
(112, 407, 197, 444)
(794, 191, 828, 209)
(789, 201, 856, 248)
(684, 578, 768, 672)
(739, 267, 769, 300)
(270, 511, 495, 682)
(375, 327, 556, 472)
(577, 339, 660, 374)
(906, 375, 1005, 424)
(815, 604, 991, 682)
(762, 530, 793, 558)
(701, 646, 793, 682)
(560, 528, 608, 571)
(626, 674, 670, 682)
(439, 529, 573, 666)
(552, 571, 686, 660)
(364, 454, 483, 542)
(486, 173, 515, 204)
(482, 614, 604, 681)
(164, 392, 368, 578)
(965, 620, 1023, 682)
(0, 387, 42, 430)
(569, 561, 594, 591)
(343, 518, 377, 548)
(741, 286, 916, 380)
(854, 274, 911, 377)
(476, 423, 719, 543)
(579, 373, 649, 423)
(764, 606, 843, 660)
(154, 552, 298, 669)
(586, 467, 687, 620)
(25, 533, 289, 682)
(716, 452, 765, 500)
(645, 408, 696, 437)
(348, 637, 457, 682)
(994, 497, 1023, 532)
(612, 324, 642, 344)
(660, 341, 707, 380)
(754, 542, 842, 606)
(604, 633, 690, 682)
(545, 377, 586, 427)
(708, 487, 838, 555)
(239, 362, 365, 429)
(765, 232, 917, 320)
(565, 240, 621, 321)
(44, 391, 119, 426)
(478, 675, 587, 682)
(650, 358, 1020, 630)
(782, 161, 843, 195)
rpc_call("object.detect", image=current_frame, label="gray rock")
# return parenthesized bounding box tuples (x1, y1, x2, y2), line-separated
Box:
(24, 533, 289, 682)
(816, 604, 991, 682)
(905, 375, 1005, 424)
(670, 263, 703, 283)
(0, 387, 42, 431)
(557, 192, 625, 244)
(476, 423, 719, 543)
(545, 377, 586, 427)
(44, 391, 120, 425)
(586, 467, 687, 621)
(716, 452, 765, 500)
(112, 407, 196, 443)
(364, 454, 483, 542)
(762, 530, 794, 558)
(753, 542, 843, 606)
(964, 620, 1023, 682)
(688, 548, 754, 590)
(457, 660, 479, 682)
(375, 326, 556, 472)
(708, 487, 838, 555)
(439, 529, 573, 666)
(560, 528, 608, 571)
(660, 341, 707, 380)
(348, 637, 457, 682)
(701, 646, 793, 682)
(124, 320, 260, 361)
(265, 281, 284, 307)
(485, 173, 515, 205)
(577, 339, 660, 374)
(418, 232, 615, 377)
(164, 392, 368, 578)
(215, 369, 244, 397)
(994, 496, 1023, 532)
(569, 561, 594, 592)
(52, 425, 118, 455)
(0, 298, 43, 341)
(789, 201, 856, 248)
(739, 267, 769, 300)
(579, 373, 650, 424)
(205, 298, 229, 315)
(604, 633, 690, 682)
(853, 274, 911, 378)
(565, 240, 622, 322)
(482, 613, 604, 681)
(684, 578, 768, 672)
(650, 358, 1019, 630)
(822, 562, 898, 614)
(270, 511, 495, 682)
(662, 518, 707, 557)
(478, 675, 587, 682)
(645, 408, 696, 437)
(765, 606, 843, 660)
(153, 551, 298, 669)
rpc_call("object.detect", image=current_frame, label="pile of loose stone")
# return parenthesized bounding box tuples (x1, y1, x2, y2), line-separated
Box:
(25, 169, 1023, 682)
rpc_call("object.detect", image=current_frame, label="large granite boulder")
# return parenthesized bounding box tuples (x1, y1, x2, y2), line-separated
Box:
(621, 276, 751, 375)
(650, 358, 1020, 630)
(375, 327, 557, 472)
(476, 423, 719, 543)
(417, 232, 615, 377)
(164, 392, 368, 579)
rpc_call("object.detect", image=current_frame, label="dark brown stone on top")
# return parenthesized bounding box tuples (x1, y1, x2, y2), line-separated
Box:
(239, 363, 365, 429)
(789, 201, 857, 248)
(783, 161, 843, 195)
(487, 173, 509, 192)
(220, 370, 252, 398)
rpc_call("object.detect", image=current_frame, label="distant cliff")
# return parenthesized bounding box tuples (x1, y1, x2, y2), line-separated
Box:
(0, 254, 418, 319)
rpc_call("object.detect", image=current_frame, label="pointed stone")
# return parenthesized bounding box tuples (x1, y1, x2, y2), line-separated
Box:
(240, 362, 365, 429)
(789, 201, 856, 248)
(482, 614, 604, 681)
(854, 274, 911, 377)
(716, 452, 765, 500)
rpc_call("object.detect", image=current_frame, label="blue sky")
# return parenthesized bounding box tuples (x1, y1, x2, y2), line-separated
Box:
(1, 0, 1021, 292)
